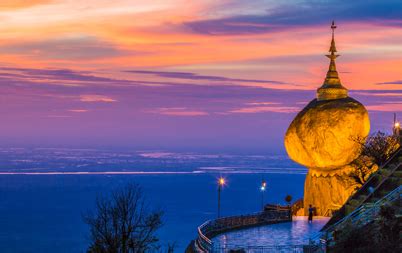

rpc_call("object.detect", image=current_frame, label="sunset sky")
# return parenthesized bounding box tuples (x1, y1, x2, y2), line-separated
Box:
(1, 0, 402, 153)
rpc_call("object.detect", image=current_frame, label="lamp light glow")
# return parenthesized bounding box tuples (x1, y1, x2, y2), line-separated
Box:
(260, 180, 267, 191)
(218, 177, 225, 186)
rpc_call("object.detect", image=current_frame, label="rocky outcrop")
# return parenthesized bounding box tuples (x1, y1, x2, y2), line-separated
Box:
(284, 97, 371, 216)
(285, 97, 370, 170)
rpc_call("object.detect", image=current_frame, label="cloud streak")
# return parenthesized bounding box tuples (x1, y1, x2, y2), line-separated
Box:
(148, 107, 208, 116)
(0, 36, 129, 60)
(79, 95, 117, 103)
(68, 109, 89, 113)
(126, 70, 286, 85)
(229, 105, 300, 114)
(376, 80, 402, 85)
(0, 0, 52, 10)
(366, 102, 402, 112)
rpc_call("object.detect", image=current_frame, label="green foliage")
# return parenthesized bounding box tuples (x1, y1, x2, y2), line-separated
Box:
(375, 204, 401, 252)
(331, 203, 401, 253)
(347, 199, 360, 207)
(331, 221, 374, 253)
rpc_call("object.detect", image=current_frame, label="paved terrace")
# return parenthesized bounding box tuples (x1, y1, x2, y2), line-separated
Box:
(213, 216, 329, 249)
(191, 205, 330, 252)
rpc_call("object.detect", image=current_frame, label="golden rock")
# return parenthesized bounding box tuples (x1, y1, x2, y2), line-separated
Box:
(284, 97, 370, 170)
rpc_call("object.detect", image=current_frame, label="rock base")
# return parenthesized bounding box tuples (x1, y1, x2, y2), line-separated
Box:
(303, 166, 359, 216)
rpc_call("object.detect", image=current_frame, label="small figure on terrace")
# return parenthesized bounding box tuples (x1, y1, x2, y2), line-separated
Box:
(308, 204, 314, 223)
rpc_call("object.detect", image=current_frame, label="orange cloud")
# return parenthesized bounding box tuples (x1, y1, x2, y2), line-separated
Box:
(0, 0, 52, 10)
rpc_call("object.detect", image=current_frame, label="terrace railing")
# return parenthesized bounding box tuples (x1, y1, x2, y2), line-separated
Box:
(195, 207, 292, 253)
(209, 244, 319, 253)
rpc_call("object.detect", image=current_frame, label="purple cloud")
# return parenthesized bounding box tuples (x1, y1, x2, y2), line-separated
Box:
(125, 70, 287, 85)
(0, 67, 123, 84)
(376, 80, 402, 85)
(184, 0, 402, 35)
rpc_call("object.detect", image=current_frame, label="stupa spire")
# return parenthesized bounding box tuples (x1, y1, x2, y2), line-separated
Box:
(329, 20, 337, 53)
(316, 21, 348, 101)
(325, 21, 340, 83)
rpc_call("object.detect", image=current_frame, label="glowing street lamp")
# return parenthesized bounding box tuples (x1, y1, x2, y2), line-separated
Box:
(395, 122, 401, 143)
(217, 177, 225, 218)
(260, 179, 267, 210)
(219, 177, 225, 186)
(395, 121, 400, 133)
(393, 113, 400, 138)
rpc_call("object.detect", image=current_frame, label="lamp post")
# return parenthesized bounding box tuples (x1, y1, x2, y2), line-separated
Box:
(217, 177, 225, 218)
(393, 113, 400, 143)
(260, 179, 267, 210)
(395, 121, 401, 144)
(394, 121, 400, 136)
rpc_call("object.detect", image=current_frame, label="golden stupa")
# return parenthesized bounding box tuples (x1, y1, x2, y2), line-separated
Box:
(284, 22, 371, 216)
(317, 21, 348, 101)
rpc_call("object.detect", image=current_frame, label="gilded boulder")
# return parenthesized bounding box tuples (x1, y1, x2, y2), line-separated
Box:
(284, 97, 370, 170)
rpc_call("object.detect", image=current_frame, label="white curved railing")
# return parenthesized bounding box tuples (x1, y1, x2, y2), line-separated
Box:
(195, 208, 292, 252)
(197, 220, 213, 252)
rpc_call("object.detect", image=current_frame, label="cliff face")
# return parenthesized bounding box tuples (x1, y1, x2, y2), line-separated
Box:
(285, 97, 371, 216)
(285, 97, 370, 170)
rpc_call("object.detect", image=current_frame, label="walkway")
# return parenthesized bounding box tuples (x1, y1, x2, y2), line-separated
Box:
(212, 216, 329, 248)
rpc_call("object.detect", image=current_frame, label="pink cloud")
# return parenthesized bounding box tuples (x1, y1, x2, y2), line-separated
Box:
(366, 102, 402, 112)
(46, 115, 72, 118)
(245, 102, 281, 105)
(149, 107, 208, 116)
(229, 103, 300, 114)
(68, 109, 88, 113)
(353, 92, 402, 97)
(79, 95, 117, 103)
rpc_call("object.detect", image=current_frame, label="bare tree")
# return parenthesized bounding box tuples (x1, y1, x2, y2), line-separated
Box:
(84, 183, 163, 253)
(351, 131, 400, 185)
(353, 131, 399, 166)
(349, 156, 376, 186)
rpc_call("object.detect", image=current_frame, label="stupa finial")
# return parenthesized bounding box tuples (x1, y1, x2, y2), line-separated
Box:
(325, 20, 340, 81)
(316, 21, 348, 101)
(329, 20, 337, 53)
